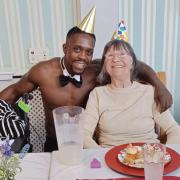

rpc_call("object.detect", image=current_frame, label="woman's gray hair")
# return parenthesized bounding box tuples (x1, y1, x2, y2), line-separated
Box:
(97, 40, 138, 85)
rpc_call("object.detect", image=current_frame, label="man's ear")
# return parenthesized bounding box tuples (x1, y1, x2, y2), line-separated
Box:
(63, 43, 67, 54)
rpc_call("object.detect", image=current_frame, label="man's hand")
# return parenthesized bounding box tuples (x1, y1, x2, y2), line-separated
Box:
(133, 60, 173, 112)
(154, 81, 173, 113)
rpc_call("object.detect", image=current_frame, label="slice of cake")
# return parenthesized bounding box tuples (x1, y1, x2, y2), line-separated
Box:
(123, 144, 143, 165)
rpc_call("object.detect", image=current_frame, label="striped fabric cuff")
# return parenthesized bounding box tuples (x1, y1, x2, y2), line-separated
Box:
(0, 99, 26, 140)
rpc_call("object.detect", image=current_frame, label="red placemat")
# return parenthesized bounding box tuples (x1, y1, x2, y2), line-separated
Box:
(105, 143, 180, 177)
(77, 176, 180, 180)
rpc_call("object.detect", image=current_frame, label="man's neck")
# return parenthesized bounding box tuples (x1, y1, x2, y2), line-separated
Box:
(61, 57, 72, 76)
(60, 57, 81, 82)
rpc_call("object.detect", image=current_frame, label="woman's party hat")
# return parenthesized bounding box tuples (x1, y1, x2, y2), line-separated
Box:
(112, 20, 128, 42)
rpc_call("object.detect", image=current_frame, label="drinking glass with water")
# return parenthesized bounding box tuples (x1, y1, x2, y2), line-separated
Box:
(143, 143, 166, 180)
(53, 106, 84, 165)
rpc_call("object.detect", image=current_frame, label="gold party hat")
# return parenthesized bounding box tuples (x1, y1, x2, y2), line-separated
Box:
(77, 6, 96, 34)
(112, 20, 128, 42)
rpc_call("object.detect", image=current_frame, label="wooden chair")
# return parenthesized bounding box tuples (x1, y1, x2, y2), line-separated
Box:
(157, 71, 166, 84)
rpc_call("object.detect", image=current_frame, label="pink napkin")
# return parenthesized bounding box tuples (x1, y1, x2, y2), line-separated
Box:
(76, 176, 180, 180)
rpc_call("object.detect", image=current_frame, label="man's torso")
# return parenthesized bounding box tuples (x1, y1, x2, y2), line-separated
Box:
(31, 57, 101, 139)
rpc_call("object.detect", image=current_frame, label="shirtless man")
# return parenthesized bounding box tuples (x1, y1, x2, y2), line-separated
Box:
(0, 27, 172, 151)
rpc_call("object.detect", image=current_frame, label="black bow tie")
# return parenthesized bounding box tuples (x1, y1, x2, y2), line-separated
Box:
(59, 75, 82, 88)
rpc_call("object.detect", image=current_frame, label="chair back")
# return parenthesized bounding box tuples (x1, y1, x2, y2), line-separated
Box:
(157, 71, 166, 85)
(27, 88, 46, 152)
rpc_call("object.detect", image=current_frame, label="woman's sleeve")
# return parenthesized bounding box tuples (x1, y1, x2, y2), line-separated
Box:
(0, 99, 26, 140)
(153, 103, 180, 144)
(83, 89, 101, 148)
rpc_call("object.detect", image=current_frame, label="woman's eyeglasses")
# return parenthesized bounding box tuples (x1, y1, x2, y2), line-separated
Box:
(105, 53, 129, 61)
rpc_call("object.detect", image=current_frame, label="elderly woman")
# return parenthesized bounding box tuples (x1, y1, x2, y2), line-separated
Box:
(83, 40, 180, 148)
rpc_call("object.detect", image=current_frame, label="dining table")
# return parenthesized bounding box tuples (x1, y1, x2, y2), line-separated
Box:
(15, 144, 180, 180)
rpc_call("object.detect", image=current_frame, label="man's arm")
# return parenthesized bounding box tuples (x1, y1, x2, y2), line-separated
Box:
(135, 60, 173, 112)
(0, 72, 37, 104)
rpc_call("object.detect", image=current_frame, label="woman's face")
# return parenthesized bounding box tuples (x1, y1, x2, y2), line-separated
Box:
(104, 46, 133, 79)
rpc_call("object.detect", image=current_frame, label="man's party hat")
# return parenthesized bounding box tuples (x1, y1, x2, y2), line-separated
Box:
(112, 20, 128, 42)
(77, 6, 96, 34)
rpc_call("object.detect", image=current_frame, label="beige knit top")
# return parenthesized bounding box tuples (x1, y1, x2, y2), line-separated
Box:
(83, 81, 180, 148)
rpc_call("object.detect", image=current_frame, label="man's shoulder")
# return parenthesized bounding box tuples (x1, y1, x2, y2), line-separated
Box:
(91, 59, 102, 64)
(27, 57, 61, 82)
(90, 59, 101, 67)
(85, 59, 102, 75)
(29, 57, 60, 73)
(34, 57, 60, 68)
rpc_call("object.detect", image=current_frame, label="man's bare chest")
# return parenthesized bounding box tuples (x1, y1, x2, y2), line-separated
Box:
(40, 84, 90, 109)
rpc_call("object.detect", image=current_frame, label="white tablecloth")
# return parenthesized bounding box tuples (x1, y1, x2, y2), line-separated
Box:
(15, 153, 51, 180)
(49, 144, 180, 180)
(16, 145, 180, 180)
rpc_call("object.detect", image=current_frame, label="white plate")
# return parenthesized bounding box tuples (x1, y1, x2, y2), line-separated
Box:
(118, 146, 171, 168)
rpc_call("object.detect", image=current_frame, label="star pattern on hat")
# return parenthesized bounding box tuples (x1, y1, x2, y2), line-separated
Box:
(112, 20, 128, 42)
